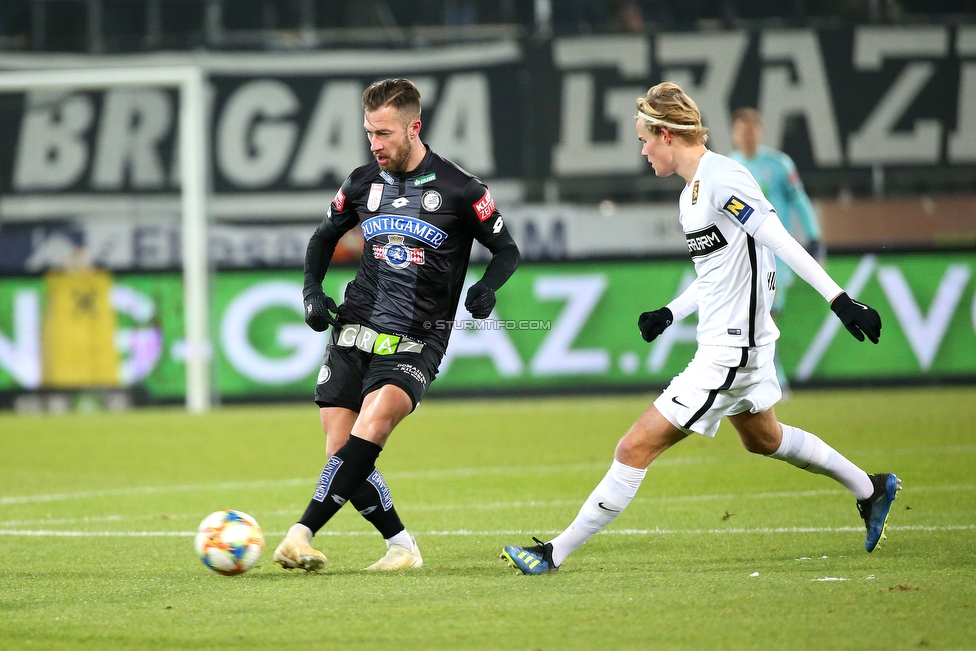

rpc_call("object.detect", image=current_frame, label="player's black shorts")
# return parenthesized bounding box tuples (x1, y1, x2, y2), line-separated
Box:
(314, 323, 442, 413)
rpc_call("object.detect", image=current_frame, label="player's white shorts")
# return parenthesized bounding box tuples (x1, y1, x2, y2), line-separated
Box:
(654, 343, 782, 437)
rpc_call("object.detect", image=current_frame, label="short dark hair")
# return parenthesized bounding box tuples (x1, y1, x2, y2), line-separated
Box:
(732, 107, 762, 125)
(362, 78, 422, 122)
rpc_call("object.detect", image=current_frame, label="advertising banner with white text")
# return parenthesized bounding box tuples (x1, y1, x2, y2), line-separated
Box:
(1, 251, 974, 402)
(0, 25, 974, 248)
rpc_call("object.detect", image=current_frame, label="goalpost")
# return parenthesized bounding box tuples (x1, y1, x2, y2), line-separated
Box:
(0, 67, 211, 413)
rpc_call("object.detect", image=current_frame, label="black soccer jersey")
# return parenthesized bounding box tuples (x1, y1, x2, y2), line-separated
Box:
(318, 148, 512, 356)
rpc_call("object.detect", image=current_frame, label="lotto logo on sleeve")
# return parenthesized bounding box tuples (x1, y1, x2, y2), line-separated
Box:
(332, 188, 346, 211)
(473, 189, 496, 221)
(723, 196, 754, 224)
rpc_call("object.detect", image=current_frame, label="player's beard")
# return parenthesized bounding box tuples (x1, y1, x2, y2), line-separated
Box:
(378, 134, 413, 173)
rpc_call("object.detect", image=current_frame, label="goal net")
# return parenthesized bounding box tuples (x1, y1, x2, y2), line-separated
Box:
(0, 67, 211, 413)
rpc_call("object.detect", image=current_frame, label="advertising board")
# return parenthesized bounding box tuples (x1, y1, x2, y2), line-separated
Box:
(2, 251, 974, 401)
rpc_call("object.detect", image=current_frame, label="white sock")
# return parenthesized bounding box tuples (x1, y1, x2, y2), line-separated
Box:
(549, 460, 646, 567)
(386, 530, 413, 549)
(769, 423, 874, 500)
(287, 523, 313, 544)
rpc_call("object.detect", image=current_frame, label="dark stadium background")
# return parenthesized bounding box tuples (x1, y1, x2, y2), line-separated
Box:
(0, 0, 974, 410)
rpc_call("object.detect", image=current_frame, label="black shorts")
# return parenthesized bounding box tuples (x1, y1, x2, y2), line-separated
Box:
(313, 325, 442, 413)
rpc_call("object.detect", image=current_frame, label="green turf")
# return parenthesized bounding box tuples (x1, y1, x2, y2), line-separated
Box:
(1, 387, 974, 650)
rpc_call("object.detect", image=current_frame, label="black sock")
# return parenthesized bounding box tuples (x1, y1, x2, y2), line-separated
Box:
(299, 435, 382, 535)
(349, 468, 406, 540)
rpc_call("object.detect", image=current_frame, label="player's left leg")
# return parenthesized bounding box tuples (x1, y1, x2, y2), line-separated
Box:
(348, 348, 440, 569)
(319, 408, 419, 569)
(730, 408, 901, 551)
(291, 386, 413, 559)
(730, 408, 874, 495)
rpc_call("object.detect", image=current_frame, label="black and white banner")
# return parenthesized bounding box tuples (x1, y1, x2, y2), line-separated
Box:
(0, 26, 973, 269)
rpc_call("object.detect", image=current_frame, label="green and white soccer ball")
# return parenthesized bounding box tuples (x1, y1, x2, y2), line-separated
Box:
(194, 510, 264, 575)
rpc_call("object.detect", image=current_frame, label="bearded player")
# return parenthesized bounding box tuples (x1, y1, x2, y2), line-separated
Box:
(274, 78, 520, 572)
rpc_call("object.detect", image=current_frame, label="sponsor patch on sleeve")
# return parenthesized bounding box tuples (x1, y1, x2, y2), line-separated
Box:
(332, 188, 346, 212)
(472, 189, 496, 221)
(722, 195, 754, 224)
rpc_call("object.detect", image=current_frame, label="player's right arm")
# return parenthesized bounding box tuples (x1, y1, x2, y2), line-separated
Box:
(752, 205, 881, 344)
(717, 162, 881, 344)
(637, 280, 698, 343)
(460, 178, 521, 319)
(303, 178, 359, 331)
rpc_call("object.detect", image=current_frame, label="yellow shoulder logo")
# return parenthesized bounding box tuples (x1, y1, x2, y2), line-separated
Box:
(692, 180, 699, 205)
(722, 195, 754, 224)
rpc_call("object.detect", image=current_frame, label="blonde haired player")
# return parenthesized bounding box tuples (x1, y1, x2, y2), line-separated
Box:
(502, 82, 899, 574)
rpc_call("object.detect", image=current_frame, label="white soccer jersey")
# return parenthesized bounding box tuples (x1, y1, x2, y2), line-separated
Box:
(679, 150, 780, 347)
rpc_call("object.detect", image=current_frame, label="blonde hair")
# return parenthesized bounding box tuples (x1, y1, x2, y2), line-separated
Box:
(636, 81, 709, 145)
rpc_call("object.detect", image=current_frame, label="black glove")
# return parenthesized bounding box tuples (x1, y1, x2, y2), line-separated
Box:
(830, 292, 881, 344)
(465, 281, 496, 319)
(806, 239, 825, 262)
(637, 307, 673, 343)
(303, 291, 339, 332)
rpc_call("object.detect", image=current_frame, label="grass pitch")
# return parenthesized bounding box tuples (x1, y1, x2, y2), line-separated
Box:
(1, 387, 974, 650)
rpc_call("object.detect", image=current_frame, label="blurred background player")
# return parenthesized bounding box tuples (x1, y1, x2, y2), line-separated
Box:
(502, 81, 898, 575)
(274, 78, 520, 572)
(730, 108, 824, 395)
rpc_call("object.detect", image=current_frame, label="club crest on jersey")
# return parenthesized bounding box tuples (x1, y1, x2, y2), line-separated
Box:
(723, 195, 754, 224)
(362, 215, 448, 248)
(692, 180, 699, 205)
(317, 365, 331, 384)
(372, 235, 425, 269)
(422, 190, 442, 212)
(367, 183, 384, 212)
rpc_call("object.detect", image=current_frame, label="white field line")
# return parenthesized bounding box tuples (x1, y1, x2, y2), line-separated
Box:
(848, 444, 976, 457)
(0, 524, 973, 538)
(0, 458, 715, 506)
(3, 445, 974, 507)
(0, 479, 310, 506)
(2, 485, 973, 528)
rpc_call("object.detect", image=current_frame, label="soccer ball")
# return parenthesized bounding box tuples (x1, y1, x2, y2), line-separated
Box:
(194, 510, 264, 575)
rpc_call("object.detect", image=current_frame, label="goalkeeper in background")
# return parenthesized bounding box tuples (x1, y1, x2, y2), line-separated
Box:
(730, 107, 824, 395)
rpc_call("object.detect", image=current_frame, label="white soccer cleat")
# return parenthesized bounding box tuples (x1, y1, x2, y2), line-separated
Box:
(364, 535, 423, 571)
(273, 531, 328, 573)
